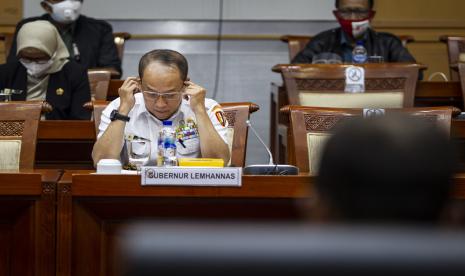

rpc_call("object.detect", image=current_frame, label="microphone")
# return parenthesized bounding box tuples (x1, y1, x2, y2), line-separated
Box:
(243, 120, 299, 175)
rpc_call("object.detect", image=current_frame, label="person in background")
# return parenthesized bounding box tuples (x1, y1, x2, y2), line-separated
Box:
(92, 49, 230, 166)
(8, 0, 122, 76)
(292, 0, 416, 63)
(314, 116, 456, 224)
(0, 20, 91, 120)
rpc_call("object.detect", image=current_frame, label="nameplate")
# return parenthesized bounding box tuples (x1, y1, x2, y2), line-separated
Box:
(141, 167, 242, 187)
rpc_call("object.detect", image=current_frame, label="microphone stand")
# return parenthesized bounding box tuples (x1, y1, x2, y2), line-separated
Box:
(243, 120, 299, 175)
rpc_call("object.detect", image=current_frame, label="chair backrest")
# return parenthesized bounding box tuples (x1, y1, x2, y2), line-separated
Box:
(281, 63, 421, 108)
(0, 32, 14, 61)
(439, 36, 465, 81)
(92, 101, 110, 136)
(282, 35, 415, 62)
(91, 101, 259, 167)
(456, 63, 465, 110)
(113, 32, 131, 63)
(220, 102, 259, 167)
(0, 102, 42, 170)
(281, 105, 453, 173)
(88, 70, 112, 101)
(281, 35, 312, 61)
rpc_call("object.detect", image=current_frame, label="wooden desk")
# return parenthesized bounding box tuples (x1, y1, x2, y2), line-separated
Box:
(56, 172, 310, 276)
(35, 121, 96, 170)
(0, 170, 61, 276)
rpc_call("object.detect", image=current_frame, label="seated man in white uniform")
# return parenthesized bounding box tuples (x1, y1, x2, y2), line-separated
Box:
(92, 49, 230, 166)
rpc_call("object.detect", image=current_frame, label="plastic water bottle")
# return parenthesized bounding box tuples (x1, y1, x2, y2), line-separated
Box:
(352, 41, 367, 64)
(157, 121, 177, 167)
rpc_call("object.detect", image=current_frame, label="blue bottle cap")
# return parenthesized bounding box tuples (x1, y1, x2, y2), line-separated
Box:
(163, 121, 173, 126)
(356, 40, 364, 46)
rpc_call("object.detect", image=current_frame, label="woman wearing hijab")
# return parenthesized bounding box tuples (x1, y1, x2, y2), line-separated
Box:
(0, 20, 91, 120)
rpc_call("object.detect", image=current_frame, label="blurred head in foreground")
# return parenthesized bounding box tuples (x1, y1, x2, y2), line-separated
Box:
(316, 115, 456, 224)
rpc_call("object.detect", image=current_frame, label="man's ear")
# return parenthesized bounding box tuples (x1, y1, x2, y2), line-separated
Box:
(41, 1, 53, 14)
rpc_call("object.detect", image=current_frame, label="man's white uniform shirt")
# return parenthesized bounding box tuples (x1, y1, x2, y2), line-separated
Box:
(98, 93, 229, 165)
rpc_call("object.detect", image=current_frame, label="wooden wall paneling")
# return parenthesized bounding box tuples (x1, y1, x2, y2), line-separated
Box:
(372, 0, 465, 80)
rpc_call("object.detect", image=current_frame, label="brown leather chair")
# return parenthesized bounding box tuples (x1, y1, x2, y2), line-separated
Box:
(281, 105, 453, 174)
(92, 101, 259, 167)
(281, 63, 421, 108)
(113, 32, 131, 63)
(281, 35, 415, 62)
(0, 102, 42, 170)
(108, 79, 124, 100)
(88, 69, 112, 100)
(0, 32, 14, 61)
(83, 70, 112, 111)
(440, 36, 465, 81)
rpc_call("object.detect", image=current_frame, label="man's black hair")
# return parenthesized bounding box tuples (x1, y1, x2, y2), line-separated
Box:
(138, 49, 188, 81)
(316, 115, 456, 224)
(335, 0, 374, 9)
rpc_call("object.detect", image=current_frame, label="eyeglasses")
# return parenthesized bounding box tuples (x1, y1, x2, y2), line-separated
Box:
(142, 91, 182, 102)
(19, 58, 51, 65)
(337, 9, 371, 18)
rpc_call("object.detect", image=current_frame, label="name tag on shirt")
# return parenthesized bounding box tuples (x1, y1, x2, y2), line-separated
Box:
(141, 167, 242, 187)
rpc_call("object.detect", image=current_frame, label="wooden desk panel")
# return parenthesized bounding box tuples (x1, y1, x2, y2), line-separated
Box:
(35, 121, 96, 170)
(0, 170, 60, 276)
(56, 171, 465, 276)
(56, 172, 311, 276)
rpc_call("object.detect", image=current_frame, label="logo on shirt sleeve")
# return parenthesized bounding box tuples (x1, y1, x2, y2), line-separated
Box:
(212, 105, 227, 127)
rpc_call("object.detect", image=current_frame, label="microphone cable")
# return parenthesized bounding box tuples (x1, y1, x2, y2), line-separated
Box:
(212, 0, 224, 100)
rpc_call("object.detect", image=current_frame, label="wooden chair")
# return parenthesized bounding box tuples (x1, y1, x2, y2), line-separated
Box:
(108, 79, 124, 100)
(83, 70, 112, 111)
(0, 102, 42, 170)
(221, 102, 259, 167)
(0, 32, 14, 61)
(113, 32, 131, 63)
(456, 63, 465, 110)
(440, 36, 465, 81)
(92, 101, 259, 167)
(88, 69, 112, 100)
(281, 35, 313, 61)
(281, 105, 453, 174)
(91, 101, 109, 136)
(281, 63, 421, 108)
(281, 35, 415, 62)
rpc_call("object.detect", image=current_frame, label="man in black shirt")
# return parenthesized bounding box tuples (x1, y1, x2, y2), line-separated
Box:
(8, 0, 122, 76)
(292, 0, 416, 64)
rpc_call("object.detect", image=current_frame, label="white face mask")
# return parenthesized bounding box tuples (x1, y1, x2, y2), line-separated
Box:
(351, 20, 371, 39)
(45, 0, 82, 24)
(20, 59, 54, 78)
